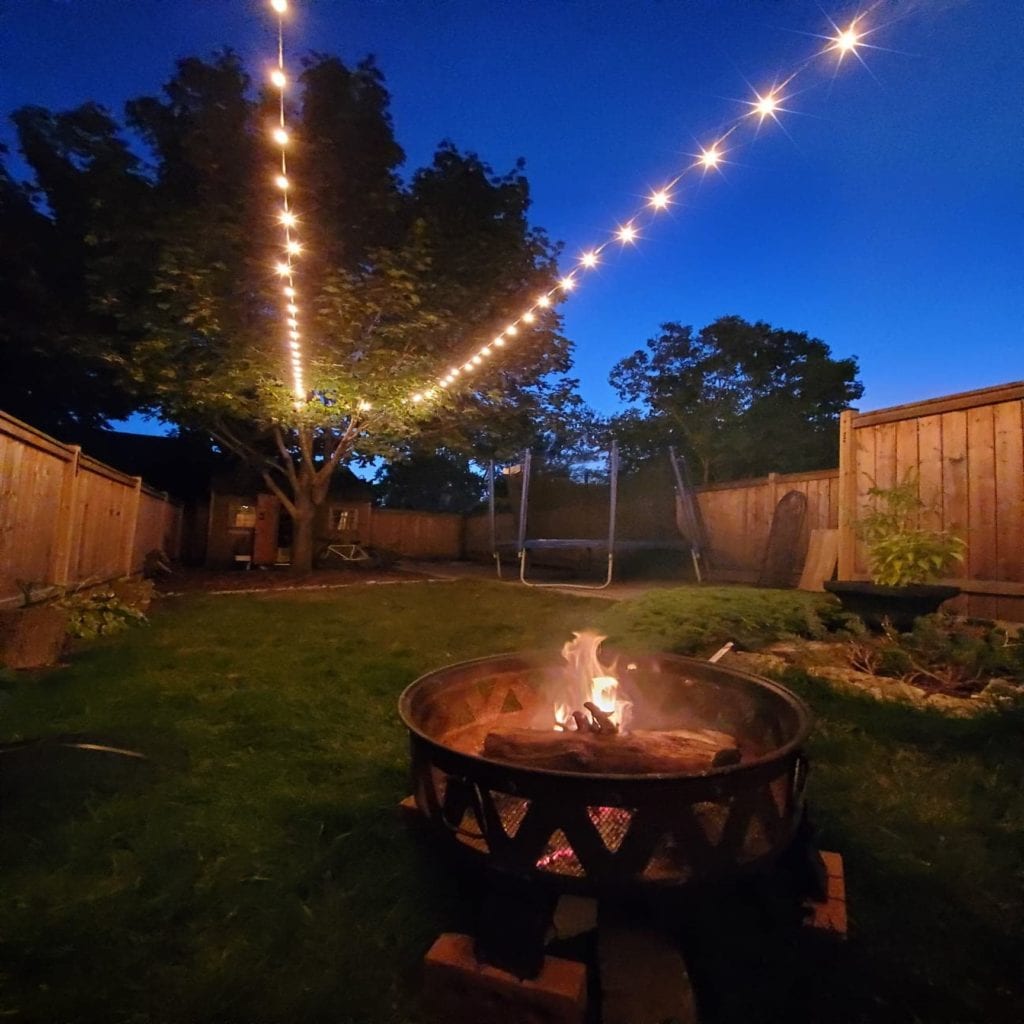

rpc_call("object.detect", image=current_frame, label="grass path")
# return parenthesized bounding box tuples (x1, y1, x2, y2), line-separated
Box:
(1, 581, 1021, 1023)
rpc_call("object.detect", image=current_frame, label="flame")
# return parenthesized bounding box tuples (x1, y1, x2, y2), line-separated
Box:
(554, 631, 632, 732)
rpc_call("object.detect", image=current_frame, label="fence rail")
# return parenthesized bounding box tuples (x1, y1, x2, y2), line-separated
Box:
(0, 411, 182, 607)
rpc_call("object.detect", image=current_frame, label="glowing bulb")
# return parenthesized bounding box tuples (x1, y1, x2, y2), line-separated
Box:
(410, 393, 423, 403)
(275, 261, 290, 276)
(560, 275, 576, 291)
(834, 26, 860, 54)
(450, 367, 461, 377)
(280, 211, 297, 227)
(649, 189, 671, 209)
(481, 346, 491, 356)
(284, 286, 295, 297)
(700, 146, 721, 168)
(537, 294, 551, 308)
(289, 331, 300, 340)
(494, 336, 505, 347)
(270, 69, 286, 89)
(752, 92, 779, 119)
(580, 251, 599, 269)
(439, 380, 449, 388)
(617, 224, 636, 244)
(287, 318, 298, 328)
(289, 341, 300, 350)
(506, 324, 518, 336)
(275, 174, 289, 190)
(523, 311, 535, 324)
(285, 240, 301, 255)
(271, 0, 288, 13)
(287, 303, 298, 314)
(358, 400, 372, 411)
(463, 363, 474, 372)
(472, 355, 483, 365)
(272, 127, 289, 146)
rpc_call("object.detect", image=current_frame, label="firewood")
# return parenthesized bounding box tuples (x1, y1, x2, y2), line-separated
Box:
(482, 728, 740, 775)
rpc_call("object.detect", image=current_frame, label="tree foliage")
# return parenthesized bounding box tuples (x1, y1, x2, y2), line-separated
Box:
(609, 315, 863, 483)
(5, 52, 575, 568)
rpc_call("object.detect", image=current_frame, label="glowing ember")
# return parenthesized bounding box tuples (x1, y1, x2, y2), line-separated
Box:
(554, 631, 633, 732)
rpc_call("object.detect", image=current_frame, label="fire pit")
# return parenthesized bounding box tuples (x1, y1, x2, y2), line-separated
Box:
(399, 635, 812, 893)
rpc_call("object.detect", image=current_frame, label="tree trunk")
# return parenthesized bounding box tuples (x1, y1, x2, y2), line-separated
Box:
(289, 492, 317, 573)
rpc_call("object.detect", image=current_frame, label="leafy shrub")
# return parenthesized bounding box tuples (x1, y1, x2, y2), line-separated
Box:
(59, 589, 147, 639)
(598, 586, 835, 655)
(857, 476, 966, 586)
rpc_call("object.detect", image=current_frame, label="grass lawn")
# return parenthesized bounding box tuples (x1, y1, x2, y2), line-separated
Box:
(1, 580, 1021, 1023)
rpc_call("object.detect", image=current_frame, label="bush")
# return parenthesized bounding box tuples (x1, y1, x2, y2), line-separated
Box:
(598, 586, 836, 655)
(58, 587, 148, 639)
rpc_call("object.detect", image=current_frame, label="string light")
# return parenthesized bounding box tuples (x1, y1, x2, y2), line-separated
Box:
(401, 11, 888, 408)
(265, 0, 305, 400)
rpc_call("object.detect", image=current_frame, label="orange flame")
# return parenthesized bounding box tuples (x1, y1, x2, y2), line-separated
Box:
(554, 631, 632, 732)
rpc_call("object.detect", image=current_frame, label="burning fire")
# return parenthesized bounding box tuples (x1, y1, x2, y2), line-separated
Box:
(554, 631, 632, 733)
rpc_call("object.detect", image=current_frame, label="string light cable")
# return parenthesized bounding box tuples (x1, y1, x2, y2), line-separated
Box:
(406, 7, 890, 407)
(266, 0, 306, 402)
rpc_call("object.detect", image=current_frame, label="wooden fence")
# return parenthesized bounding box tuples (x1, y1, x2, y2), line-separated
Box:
(838, 382, 1024, 620)
(368, 508, 463, 559)
(694, 469, 840, 583)
(0, 411, 182, 607)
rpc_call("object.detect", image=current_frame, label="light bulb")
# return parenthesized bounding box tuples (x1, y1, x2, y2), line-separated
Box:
(700, 147, 721, 168)
(270, 69, 286, 89)
(275, 174, 289, 190)
(272, 127, 289, 146)
(649, 189, 671, 210)
(617, 224, 636, 243)
(581, 251, 598, 268)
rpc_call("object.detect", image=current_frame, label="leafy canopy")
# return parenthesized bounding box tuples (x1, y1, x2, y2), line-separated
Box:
(609, 315, 863, 483)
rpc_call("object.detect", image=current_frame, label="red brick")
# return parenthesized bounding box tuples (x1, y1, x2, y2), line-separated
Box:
(422, 933, 587, 1024)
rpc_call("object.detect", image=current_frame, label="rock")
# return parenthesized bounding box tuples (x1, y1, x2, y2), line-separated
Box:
(722, 651, 788, 676)
(975, 679, 1024, 709)
(923, 693, 982, 718)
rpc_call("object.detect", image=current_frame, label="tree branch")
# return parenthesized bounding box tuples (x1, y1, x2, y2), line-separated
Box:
(272, 425, 299, 487)
(261, 469, 297, 517)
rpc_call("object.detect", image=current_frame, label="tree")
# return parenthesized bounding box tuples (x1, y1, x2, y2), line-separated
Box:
(13, 52, 572, 570)
(0, 115, 144, 434)
(609, 316, 863, 483)
(373, 450, 485, 514)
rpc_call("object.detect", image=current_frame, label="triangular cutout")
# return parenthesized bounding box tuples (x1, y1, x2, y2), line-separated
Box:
(586, 805, 634, 853)
(489, 791, 531, 838)
(694, 799, 729, 847)
(536, 829, 585, 877)
(499, 689, 524, 714)
(643, 833, 692, 884)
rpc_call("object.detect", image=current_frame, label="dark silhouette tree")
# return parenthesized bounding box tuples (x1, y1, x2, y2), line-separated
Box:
(609, 316, 863, 483)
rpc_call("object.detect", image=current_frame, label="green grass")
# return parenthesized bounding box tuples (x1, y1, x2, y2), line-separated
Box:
(0, 581, 1021, 1023)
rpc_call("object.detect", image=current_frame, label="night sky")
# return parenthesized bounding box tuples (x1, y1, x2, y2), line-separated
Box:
(2, 0, 1021, 426)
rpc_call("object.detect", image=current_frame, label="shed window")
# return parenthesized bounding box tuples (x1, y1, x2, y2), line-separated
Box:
(331, 507, 359, 532)
(230, 503, 257, 529)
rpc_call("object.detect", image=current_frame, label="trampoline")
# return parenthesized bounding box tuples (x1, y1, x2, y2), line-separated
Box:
(488, 442, 708, 590)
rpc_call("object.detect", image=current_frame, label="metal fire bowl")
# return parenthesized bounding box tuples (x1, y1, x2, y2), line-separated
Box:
(399, 650, 812, 893)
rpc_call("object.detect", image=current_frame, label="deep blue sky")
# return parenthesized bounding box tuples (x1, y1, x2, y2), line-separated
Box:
(2, 0, 1021, 424)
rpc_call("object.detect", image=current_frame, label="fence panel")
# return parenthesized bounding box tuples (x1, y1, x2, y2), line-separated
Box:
(0, 410, 181, 606)
(838, 382, 1024, 620)
(369, 508, 463, 558)
(695, 470, 839, 582)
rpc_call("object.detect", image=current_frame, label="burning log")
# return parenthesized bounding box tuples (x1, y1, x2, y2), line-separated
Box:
(482, 727, 740, 775)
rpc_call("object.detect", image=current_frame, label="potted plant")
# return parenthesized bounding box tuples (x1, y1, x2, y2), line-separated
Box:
(825, 475, 966, 630)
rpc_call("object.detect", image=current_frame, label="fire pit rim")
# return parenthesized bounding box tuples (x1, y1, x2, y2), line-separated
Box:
(399, 648, 813, 783)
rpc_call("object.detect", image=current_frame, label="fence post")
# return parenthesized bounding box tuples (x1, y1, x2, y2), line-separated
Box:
(766, 471, 779, 513)
(122, 477, 143, 576)
(837, 409, 858, 579)
(51, 445, 81, 587)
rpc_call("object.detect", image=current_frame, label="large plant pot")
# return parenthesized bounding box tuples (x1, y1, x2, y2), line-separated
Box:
(824, 581, 961, 632)
(0, 605, 69, 669)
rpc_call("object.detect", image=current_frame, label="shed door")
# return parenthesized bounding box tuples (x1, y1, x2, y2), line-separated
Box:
(253, 493, 281, 566)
